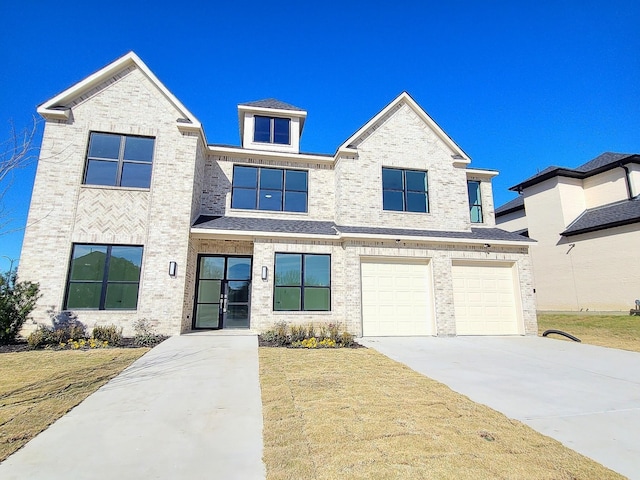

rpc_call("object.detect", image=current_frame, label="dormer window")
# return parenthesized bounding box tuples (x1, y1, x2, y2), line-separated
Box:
(254, 116, 290, 145)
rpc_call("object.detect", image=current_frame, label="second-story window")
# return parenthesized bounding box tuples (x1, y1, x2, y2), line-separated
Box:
(254, 116, 290, 145)
(84, 132, 154, 188)
(231, 166, 308, 212)
(467, 181, 483, 223)
(382, 167, 429, 213)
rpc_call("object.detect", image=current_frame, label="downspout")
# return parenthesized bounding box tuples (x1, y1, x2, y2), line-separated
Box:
(620, 163, 633, 199)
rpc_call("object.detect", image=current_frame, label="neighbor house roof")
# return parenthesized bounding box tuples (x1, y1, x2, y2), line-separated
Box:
(510, 152, 640, 192)
(495, 195, 525, 217)
(238, 98, 304, 111)
(191, 216, 534, 245)
(560, 197, 640, 237)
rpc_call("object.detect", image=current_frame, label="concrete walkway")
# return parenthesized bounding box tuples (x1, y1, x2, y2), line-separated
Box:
(0, 333, 265, 480)
(360, 336, 640, 480)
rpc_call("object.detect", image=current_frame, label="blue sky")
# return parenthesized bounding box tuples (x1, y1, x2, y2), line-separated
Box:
(1, 0, 639, 270)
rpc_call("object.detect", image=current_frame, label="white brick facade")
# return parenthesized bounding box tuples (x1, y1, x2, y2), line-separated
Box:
(20, 52, 537, 338)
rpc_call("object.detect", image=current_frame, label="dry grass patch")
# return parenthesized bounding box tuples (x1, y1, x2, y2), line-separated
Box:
(0, 348, 148, 461)
(538, 313, 640, 352)
(260, 347, 622, 480)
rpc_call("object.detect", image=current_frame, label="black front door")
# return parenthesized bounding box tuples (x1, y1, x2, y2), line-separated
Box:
(193, 255, 252, 329)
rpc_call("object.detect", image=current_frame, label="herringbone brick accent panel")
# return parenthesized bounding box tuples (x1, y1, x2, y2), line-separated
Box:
(74, 188, 149, 236)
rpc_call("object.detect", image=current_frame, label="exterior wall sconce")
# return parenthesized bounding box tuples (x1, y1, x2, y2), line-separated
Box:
(169, 261, 177, 277)
(483, 244, 491, 248)
(261, 266, 268, 280)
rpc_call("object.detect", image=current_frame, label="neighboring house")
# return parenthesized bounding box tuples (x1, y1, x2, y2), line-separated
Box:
(496, 153, 640, 312)
(19, 52, 537, 337)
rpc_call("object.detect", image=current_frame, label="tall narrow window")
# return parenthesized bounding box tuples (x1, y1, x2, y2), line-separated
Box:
(231, 166, 307, 212)
(382, 168, 428, 213)
(84, 133, 154, 188)
(65, 244, 143, 310)
(468, 181, 483, 223)
(253, 116, 290, 145)
(274, 253, 330, 311)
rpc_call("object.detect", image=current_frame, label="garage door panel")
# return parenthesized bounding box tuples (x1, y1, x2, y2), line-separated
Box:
(361, 260, 434, 336)
(453, 263, 520, 335)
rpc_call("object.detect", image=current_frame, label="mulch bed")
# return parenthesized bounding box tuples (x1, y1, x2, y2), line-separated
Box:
(0, 337, 165, 354)
(258, 336, 365, 348)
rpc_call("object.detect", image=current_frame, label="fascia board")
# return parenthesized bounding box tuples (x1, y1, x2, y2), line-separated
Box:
(191, 227, 535, 246)
(208, 145, 335, 164)
(237, 105, 308, 118)
(339, 232, 535, 246)
(466, 168, 499, 178)
(190, 227, 339, 241)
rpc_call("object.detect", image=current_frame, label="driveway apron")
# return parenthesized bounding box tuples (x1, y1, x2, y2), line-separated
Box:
(361, 336, 640, 480)
(0, 333, 265, 480)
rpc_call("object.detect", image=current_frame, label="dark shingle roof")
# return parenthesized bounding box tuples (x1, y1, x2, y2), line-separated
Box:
(510, 153, 639, 192)
(561, 197, 640, 236)
(337, 225, 532, 242)
(192, 216, 533, 243)
(192, 216, 337, 235)
(495, 196, 525, 216)
(238, 98, 304, 111)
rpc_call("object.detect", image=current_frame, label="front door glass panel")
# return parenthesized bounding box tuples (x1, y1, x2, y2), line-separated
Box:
(194, 256, 252, 329)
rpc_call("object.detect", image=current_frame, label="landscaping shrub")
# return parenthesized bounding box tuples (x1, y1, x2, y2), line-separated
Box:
(260, 322, 357, 348)
(0, 269, 40, 344)
(27, 324, 54, 349)
(132, 318, 168, 347)
(92, 325, 123, 346)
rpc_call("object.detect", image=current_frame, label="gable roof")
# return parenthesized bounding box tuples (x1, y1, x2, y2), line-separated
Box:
(510, 152, 640, 192)
(560, 196, 640, 236)
(337, 92, 471, 163)
(495, 195, 525, 217)
(37, 51, 201, 132)
(239, 98, 304, 111)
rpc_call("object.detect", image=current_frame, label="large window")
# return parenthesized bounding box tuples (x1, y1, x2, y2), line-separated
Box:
(231, 166, 308, 212)
(382, 167, 429, 212)
(254, 116, 290, 144)
(274, 253, 330, 311)
(65, 244, 143, 310)
(467, 181, 483, 223)
(84, 132, 154, 188)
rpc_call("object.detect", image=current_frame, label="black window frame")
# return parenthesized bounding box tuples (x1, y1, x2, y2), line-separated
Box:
(231, 165, 308, 212)
(253, 115, 291, 145)
(273, 253, 331, 312)
(467, 180, 483, 223)
(83, 132, 155, 188)
(64, 244, 143, 310)
(382, 167, 429, 213)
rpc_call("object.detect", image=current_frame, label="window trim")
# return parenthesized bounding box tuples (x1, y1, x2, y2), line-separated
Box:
(83, 132, 155, 188)
(382, 167, 429, 213)
(253, 115, 291, 145)
(467, 180, 484, 223)
(231, 165, 308, 213)
(273, 253, 331, 312)
(64, 244, 143, 311)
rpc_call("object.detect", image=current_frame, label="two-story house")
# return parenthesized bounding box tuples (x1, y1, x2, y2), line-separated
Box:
(496, 153, 640, 311)
(19, 52, 537, 337)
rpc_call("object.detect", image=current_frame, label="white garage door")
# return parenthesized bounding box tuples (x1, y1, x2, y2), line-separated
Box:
(452, 262, 521, 335)
(361, 259, 435, 336)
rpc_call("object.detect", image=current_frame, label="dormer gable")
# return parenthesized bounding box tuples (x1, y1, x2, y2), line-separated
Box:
(238, 99, 307, 154)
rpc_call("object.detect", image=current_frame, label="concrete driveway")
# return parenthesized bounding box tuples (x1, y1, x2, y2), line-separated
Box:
(360, 336, 640, 480)
(0, 333, 265, 480)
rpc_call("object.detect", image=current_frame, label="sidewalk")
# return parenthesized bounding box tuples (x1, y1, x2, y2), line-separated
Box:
(0, 333, 265, 480)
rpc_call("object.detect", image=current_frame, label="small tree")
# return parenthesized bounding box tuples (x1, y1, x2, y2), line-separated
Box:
(0, 269, 40, 344)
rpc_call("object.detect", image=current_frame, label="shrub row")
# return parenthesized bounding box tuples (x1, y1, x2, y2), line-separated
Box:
(260, 322, 355, 348)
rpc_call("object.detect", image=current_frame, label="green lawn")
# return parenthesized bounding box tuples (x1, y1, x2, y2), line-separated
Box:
(538, 313, 640, 352)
